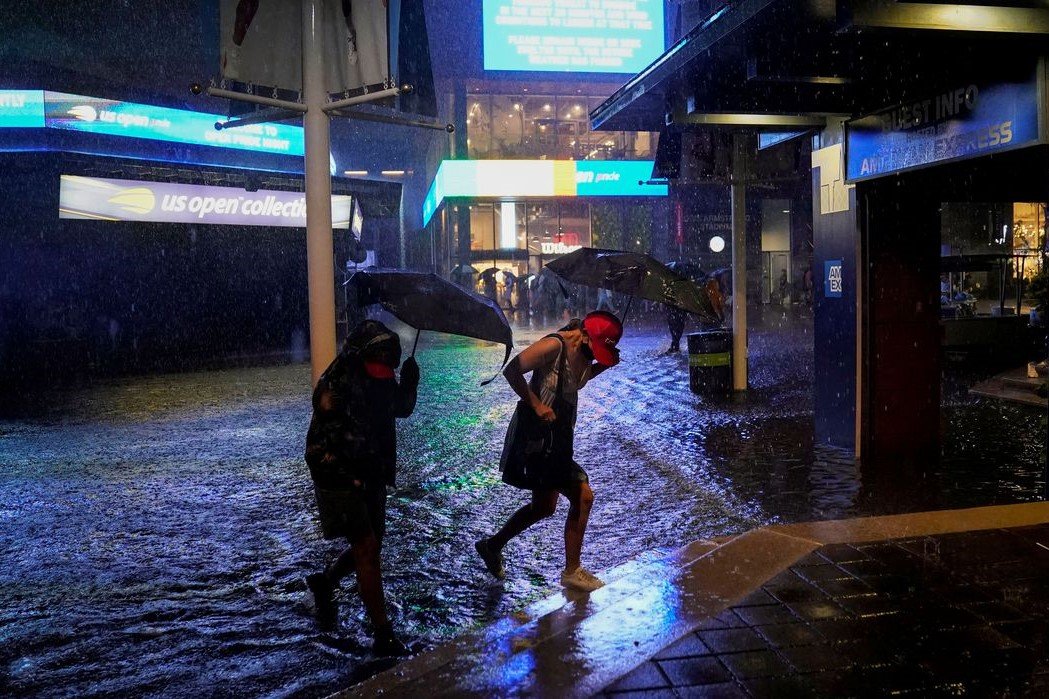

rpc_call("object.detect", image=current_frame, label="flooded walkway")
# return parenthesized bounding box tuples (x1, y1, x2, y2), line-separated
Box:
(1, 312, 1043, 697)
(345, 503, 1049, 697)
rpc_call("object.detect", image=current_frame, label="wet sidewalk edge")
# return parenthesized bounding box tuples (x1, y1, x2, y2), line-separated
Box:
(330, 502, 1049, 698)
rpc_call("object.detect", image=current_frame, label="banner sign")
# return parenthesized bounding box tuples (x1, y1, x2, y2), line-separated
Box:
(423, 159, 665, 225)
(846, 75, 1041, 182)
(0, 90, 45, 128)
(482, 0, 664, 74)
(59, 175, 352, 228)
(41, 91, 304, 157)
(220, 0, 389, 94)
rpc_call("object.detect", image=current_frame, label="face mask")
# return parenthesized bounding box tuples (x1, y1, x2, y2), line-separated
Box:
(580, 342, 595, 361)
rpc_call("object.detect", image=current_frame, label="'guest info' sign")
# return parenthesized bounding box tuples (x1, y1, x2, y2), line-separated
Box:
(482, 0, 664, 74)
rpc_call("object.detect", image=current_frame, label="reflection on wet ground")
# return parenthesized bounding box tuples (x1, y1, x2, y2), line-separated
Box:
(0, 310, 1044, 697)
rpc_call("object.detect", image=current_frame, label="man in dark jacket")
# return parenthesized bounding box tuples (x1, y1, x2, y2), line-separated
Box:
(304, 320, 419, 655)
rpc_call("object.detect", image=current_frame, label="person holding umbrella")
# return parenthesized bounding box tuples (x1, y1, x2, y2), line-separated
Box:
(475, 310, 624, 593)
(304, 320, 419, 656)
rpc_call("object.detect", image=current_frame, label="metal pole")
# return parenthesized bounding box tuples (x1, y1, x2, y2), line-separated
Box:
(215, 107, 305, 131)
(324, 86, 406, 112)
(303, 0, 336, 385)
(205, 86, 306, 111)
(731, 133, 748, 392)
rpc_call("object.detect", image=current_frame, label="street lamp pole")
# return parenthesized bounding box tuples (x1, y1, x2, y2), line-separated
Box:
(731, 132, 748, 393)
(301, 0, 337, 385)
(196, 0, 451, 386)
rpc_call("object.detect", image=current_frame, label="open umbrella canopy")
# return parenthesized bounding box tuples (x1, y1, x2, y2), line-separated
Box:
(666, 260, 706, 283)
(450, 263, 479, 275)
(546, 248, 721, 324)
(345, 269, 513, 363)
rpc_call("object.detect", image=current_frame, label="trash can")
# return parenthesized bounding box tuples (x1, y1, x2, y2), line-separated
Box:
(687, 330, 732, 396)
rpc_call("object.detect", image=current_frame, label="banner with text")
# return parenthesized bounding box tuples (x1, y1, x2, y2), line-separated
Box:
(846, 74, 1042, 182)
(59, 176, 352, 228)
(482, 0, 664, 73)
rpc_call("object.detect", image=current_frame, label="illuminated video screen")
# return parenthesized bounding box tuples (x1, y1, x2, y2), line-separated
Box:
(482, 0, 665, 74)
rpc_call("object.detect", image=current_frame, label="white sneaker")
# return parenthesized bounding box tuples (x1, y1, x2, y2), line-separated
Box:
(560, 567, 605, 593)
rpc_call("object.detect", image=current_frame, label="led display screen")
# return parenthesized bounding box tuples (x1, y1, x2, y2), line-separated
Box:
(59, 175, 352, 228)
(482, 0, 664, 74)
(422, 159, 665, 225)
(0, 90, 304, 156)
(43, 92, 304, 156)
(0, 90, 45, 128)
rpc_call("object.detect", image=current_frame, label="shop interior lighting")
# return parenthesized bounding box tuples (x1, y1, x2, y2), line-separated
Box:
(344, 170, 368, 176)
(381, 170, 406, 176)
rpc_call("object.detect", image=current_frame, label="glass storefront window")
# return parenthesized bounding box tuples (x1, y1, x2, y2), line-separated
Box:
(467, 96, 491, 159)
(469, 203, 494, 251)
(464, 92, 659, 161)
(490, 95, 525, 158)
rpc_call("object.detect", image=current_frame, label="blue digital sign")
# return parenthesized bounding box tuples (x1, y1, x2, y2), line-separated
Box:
(574, 160, 661, 196)
(482, 0, 664, 74)
(0, 90, 45, 128)
(42, 92, 304, 157)
(422, 159, 666, 226)
(846, 76, 1042, 182)
(0, 90, 304, 157)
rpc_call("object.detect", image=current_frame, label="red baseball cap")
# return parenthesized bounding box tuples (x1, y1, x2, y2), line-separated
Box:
(582, 311, 623, 367)
(363, 360, 396, 379)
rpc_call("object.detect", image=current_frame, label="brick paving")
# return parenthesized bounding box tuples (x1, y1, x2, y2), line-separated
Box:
(601, 525, 1049, 698)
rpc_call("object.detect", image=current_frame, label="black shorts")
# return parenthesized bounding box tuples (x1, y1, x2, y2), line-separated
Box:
(313, 484, 386, 542)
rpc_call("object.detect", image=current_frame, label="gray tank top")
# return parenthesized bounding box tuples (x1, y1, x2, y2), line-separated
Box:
(529, 334, 591, 429)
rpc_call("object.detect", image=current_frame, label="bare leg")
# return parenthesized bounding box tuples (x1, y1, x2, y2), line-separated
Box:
(488, 490, 559, 551)
(351, 533, 389, 629)
(325, 546, 356, 584)
(561, 482, 594, 572)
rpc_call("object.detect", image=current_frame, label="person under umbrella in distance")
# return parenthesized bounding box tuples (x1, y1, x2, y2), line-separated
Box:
(475, 311, 623, 593)
(303, 320, 419, 656)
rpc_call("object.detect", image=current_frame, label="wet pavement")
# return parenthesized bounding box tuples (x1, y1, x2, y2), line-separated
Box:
(603, 521, 1049, 698)
(0, 309, 1044, 697)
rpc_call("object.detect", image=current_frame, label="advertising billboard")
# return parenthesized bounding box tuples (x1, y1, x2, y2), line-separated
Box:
(422, 159, 665, 225)
(482, 0, 664, 74)
(846, 77, 1042, 182)
(42, 92, 304, 157)
(0, 90, 45, 128)
(59, 175, 352, 229)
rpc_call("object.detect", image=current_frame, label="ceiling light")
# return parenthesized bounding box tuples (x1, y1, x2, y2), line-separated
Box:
(381, 170, 406, 176)
(343, 170, 368, 176)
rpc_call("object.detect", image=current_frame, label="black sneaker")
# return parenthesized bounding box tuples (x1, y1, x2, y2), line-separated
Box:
(306, 572, 335, 613)
(474, 538, 506, 580)
(372, 626, 410, 657)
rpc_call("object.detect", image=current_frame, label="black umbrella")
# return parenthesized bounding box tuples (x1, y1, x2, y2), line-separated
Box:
(546, 248, 721, 324)
(450, 263, 479, 275)
(345, 269, 513, 366)
(666, 261, 706, 283)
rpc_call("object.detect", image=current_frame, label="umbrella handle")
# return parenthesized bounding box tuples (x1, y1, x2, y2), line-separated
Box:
(411, 328, 421, 357)
(622, 295, 634, 324)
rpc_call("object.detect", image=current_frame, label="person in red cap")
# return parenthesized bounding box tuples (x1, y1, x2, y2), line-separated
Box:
(475, 310, 623, 593)
(303, 320, 419, 655)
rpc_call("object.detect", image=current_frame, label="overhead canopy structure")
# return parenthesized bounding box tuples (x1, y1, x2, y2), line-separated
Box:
(591, 0, 1049, 136)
